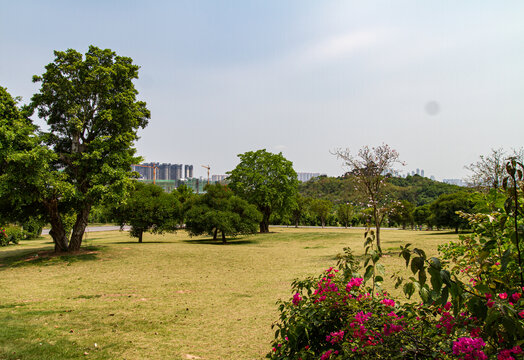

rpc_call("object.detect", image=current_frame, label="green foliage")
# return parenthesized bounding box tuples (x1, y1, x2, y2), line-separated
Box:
(290, 195, 312, 227)
(388, 200, 415, 229)
(227, 149, 298, 233)
(430, 191, 474, 233)
(388, 174, 463, 206)
(1, 47, 150, 252)
(310, 199, 333, 228)
(413, 204, 433, 229)
(298, 176, 357, 204)
(185, 183, 262, 243)
(336, 203, 354, 228)
(0, 225, 25, 246)
(111, 182, 180, 243)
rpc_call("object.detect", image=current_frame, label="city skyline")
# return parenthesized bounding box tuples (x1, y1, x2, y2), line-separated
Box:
(1, 2, 523, 181)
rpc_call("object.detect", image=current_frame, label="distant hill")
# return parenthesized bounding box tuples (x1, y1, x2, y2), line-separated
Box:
(299, 174, 463, 206)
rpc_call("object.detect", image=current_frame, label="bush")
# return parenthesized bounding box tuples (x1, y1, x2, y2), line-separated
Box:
(0, 225, 25, 246)
(268, 160, 524, 359)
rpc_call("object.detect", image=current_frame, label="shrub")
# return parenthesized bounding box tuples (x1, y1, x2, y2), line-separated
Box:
(268, 160, 524, 359)
(0, 225, 25, 246)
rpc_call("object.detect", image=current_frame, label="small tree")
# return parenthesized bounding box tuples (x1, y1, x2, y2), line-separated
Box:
(413, 204, 433, 229)
(310, 199, 333, 228)
(227, 149, 298, 233)
(112, 182, 180, 243)
(185, 184, 261, 243)
(334, 144, 403, 252)
(430, 192, 474, 233)
(336, 203, 354, 228)
(388, 200, 415, 229)
(291, 195, 311, 228)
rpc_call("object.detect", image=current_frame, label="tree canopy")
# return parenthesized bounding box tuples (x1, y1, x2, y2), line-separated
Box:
(2, 46, 150, 252)
(185, 184, 261, 243)
(227, 149, 298, 233)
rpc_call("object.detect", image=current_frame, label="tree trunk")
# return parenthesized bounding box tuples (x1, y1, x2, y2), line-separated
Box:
(295, 218, 299, 228)
(222, 231, 226, 244)
(321, 218, 325, 228)
(213, 228, 218, 240)
(455, 226, 459, 234)
(138, 230, 143, 243)
(260, 207, 271, 233)
(68, 203, 92, 251)
(374, 206, 382, 254)
(45, 199, 69, 252)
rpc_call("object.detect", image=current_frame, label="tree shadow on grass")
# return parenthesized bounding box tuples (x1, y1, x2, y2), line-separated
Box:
(106, 241, 171, 244)
(182, 237, 259, 246)
(425, 230, 472, 235)
(0, 246, 100, 270)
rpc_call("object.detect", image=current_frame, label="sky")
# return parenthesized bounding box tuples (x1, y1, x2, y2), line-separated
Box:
(1, 1, 523, 180)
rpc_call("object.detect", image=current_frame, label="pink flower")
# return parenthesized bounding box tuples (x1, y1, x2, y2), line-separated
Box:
(326, 330, 345, 344)
(292, 292, 302, 306)
(444, 302, 452, 310)
(452, 337, 487, 360)
(346, 277, 363, 292)
(519, 310, 524, 319)
(511, 293, 521, 302)
(381, 298, 395, 307)
(499, 293, 508, 300)
(487, 300, 495, 308)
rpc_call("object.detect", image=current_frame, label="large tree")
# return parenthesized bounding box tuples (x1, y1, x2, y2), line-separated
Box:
(227, 149, 298, 233)
(334, 144, 403, 253)
(8, 46, 149, 252)
(185, 184, 261, 243)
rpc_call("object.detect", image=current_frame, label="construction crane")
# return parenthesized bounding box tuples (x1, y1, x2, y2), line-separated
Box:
(201, 165, 210, 185)
(131, 164, 158, 184)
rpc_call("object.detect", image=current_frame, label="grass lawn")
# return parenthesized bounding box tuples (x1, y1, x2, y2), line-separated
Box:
(0, 227, 459, 360)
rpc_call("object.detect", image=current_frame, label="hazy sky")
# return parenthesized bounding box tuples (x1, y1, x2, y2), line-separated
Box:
(1, 1, 523, 180)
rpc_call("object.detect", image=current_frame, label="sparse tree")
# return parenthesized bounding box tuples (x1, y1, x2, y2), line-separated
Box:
(465, 147, 524, 190)
(291, 195, 311, 228)
(310, 199, 333, 228)
(336, 203, 354, 228)
(334, 144, 403, 253)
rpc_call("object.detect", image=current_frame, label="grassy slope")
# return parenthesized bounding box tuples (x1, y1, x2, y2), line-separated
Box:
(0, 228, 458, 360)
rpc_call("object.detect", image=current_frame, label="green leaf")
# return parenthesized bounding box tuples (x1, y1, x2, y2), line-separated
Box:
(403, 282, 415, 299)
(418, 269, 427, 285)
(429, 257, 441, 270)
(440, 270, 451, 286)
(402, 250, 411, 267)
(375, 263, 385, 276)
(363, 265, 374, 283)
(428, 267, 442, 292)
(410, 257, 424, 275)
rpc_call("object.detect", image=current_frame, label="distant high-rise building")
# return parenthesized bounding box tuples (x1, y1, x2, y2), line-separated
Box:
(184, 165, 194, 179)
(421, 169, 425, 177)
(416, 168, 420, 176)
(133, 162, 192, 181)
(211, 174, 228, 182)
(443, 179, 466, 187)
(297, 172, 322, 182)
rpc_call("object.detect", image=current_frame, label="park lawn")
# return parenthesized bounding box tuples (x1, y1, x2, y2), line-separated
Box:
(0, 227, 459, 360)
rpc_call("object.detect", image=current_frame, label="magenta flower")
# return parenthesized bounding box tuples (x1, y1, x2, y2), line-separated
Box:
(499, 293, 508, 300)
(292, 292, 302, 306)
(452, 337, 487, 360)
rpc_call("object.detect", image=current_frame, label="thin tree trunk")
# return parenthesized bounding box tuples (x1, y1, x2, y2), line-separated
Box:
(213, 228, 218, 240)
(68, 204, 91, 251)
(138, 230, 143, 243)
(373, 205, 382, 254)
(45, 198, 69, 252)
(222, 231, 226, 244)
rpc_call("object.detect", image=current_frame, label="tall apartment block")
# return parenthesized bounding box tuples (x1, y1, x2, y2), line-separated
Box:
(132, 162, 194, 181)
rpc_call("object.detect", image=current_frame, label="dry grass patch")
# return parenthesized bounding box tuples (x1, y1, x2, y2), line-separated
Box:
(0, 227, 458, 359)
